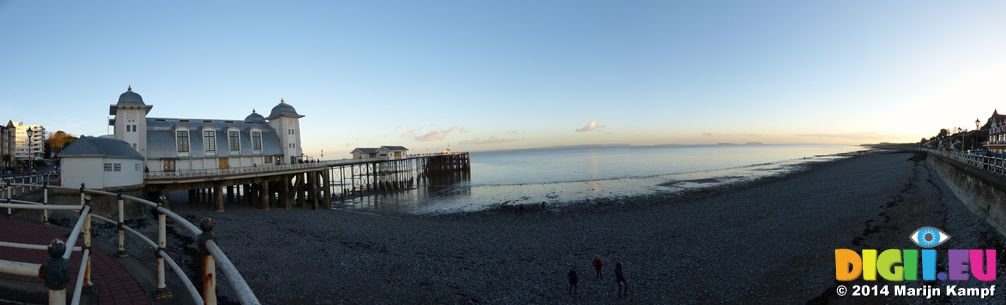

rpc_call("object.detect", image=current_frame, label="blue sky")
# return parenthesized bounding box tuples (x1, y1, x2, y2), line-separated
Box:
(2, 1, 1005, 157)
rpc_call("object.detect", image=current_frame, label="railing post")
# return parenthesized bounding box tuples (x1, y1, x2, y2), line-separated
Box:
(198, 218, 217, 305)
(153, 195, 172, 300)
(116, 189, 127, 257)
(78, 183, 85, 207)
(42, 180, 49, 224)
(4, 180, 10, 216)
(82, 196, 93, 289)
(41, 239, 69, 305)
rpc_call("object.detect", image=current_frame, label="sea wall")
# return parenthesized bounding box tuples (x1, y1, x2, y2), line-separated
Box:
(929, 152, 1006, 237)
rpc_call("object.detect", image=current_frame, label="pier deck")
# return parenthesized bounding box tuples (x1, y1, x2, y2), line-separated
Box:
(140, 152, 471, 212)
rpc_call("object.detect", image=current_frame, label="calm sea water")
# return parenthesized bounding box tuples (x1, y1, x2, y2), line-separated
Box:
(334, 144, 865, 214)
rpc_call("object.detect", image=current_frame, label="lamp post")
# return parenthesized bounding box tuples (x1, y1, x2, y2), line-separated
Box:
(25, 128, 33, 173)
(969, 118, 977, 150)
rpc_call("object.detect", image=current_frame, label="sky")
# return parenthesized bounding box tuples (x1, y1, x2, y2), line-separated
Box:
(1, 1, 1005, 157)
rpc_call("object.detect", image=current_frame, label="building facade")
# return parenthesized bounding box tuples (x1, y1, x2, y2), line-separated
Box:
(351, 146, 410, 160)
(108, 87, 305, 172)
(0, 122, 15, 172)
(59, 136, 145, 188)
(8, 120, 46, 161)
(984, 110, 1006, 154)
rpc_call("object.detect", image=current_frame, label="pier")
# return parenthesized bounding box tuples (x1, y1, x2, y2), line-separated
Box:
(143, 152, 471, 211)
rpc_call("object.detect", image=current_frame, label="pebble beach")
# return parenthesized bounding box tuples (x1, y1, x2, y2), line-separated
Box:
(95, 150, 1006, 304)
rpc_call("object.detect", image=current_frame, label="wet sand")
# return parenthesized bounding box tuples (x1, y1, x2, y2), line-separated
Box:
(167, 150, 1005, 304)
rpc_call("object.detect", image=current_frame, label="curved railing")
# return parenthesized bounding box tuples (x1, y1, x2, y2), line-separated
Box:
(0, 181, 261, 305)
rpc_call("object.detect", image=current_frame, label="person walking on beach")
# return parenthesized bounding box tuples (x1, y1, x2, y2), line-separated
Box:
(567, 265, 578, 296)
(615, 260, 628, 298)
(592, 255, 604, 279)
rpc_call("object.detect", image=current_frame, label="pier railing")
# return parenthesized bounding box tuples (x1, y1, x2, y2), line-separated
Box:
(925, 149, 1006, 176)
(145, 151, 469, 181)
(0, 182, 261, 305)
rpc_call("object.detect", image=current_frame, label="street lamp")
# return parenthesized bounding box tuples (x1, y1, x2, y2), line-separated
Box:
(974, 118, 982, 151)
(25, 128, 33, 173)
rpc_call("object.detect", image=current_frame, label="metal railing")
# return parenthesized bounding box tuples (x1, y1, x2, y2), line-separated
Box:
(0, 195, 90, 305)
(0, 182, 261, 305)
(144, 151, 468, 180)
(925, 149, 1006, 176)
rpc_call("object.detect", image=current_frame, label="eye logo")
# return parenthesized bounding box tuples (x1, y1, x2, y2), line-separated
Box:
(910, 226, 950, 248)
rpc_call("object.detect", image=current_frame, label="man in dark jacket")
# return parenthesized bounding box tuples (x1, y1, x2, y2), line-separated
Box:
(615, 260, 628, 298)
(567, 265, 578, 296)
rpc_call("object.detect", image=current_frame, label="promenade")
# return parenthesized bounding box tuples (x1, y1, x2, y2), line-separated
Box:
(0, 217, 149, 305)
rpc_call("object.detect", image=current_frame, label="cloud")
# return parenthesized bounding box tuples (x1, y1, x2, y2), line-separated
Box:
(458, 136, 522, 145)
(394, 123, 404, 130)
(399, 129, 415, 138)
(414, 127, 465, 142)
(575, 120, 604, 132)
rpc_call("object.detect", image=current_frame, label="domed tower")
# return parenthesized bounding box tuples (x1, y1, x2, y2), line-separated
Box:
(266, 98, 304, 164)
(109, 86, 152, 156)
(244, 109, 266, 123)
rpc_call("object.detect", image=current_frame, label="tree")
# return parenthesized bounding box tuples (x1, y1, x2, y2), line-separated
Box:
(45, 131, 78, 158)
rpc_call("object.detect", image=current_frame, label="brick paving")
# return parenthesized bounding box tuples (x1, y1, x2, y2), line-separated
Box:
(0, 217, 151, 305)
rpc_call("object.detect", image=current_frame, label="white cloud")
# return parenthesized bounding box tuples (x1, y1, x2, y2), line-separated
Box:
(399, 129, 415, 138)
(575, 120, 603, 132)
(414, 127, 465, 142)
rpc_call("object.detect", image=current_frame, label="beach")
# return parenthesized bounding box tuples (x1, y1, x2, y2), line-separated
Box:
(152, 150, 1006, 304)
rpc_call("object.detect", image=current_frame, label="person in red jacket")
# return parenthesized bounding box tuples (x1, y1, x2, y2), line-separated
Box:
(592, 255, 604, 279)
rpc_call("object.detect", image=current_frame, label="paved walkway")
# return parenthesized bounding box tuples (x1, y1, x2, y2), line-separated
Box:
(0, 217, 150, 305)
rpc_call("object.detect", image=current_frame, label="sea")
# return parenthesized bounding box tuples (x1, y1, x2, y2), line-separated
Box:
(333, 144, 866, 214)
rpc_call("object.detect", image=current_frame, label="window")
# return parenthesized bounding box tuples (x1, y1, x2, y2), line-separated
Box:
(203, 130, 216, 152)
(264, 156, 272, 164)
(135, 164, 141, 171)
(288, 129, 294, 135)
(113, 163, 121, 172)
(251, 130, 262, 151)
(104, 163, 112, 171)
(176, 130, 190, 153)
(228, 130, 240, 151)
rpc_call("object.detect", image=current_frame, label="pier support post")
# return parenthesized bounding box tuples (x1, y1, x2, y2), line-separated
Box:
(295, 174, 306, 208)
(215, 184, 225, 212)
(226, 185, 235, 206)
(322, 170, 332, 208)
(260, 181, 270, 210)
(282, 175, 292, 209)
(189, 189, 198, 205)
(311, 171, 319, 209)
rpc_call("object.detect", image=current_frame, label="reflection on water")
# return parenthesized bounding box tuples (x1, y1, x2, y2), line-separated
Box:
(334, 144, 864, 214)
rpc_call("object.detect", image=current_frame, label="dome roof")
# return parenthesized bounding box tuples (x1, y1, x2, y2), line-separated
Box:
(267, 98, 304, 119)
(245, 109, 266, 123)
(117, 85, 145, 106)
